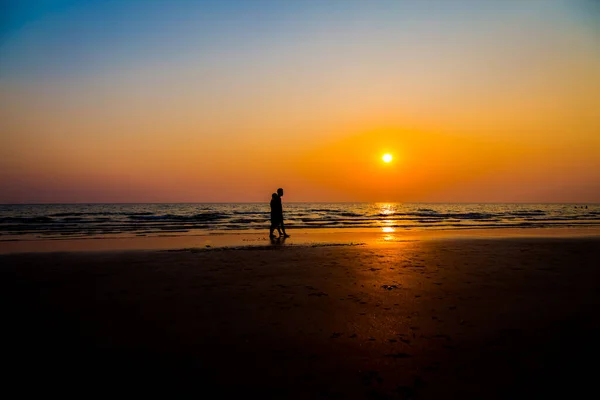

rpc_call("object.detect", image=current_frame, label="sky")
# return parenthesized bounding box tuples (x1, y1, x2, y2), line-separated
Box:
(1, 0, 599, 203)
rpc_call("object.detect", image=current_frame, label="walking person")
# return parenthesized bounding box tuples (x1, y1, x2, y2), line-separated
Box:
(269, 188, 290, 238)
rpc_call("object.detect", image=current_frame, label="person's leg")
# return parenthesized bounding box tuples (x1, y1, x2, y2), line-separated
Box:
(280, 219, 290, 237)
(269, 221, 276, 237)
(274, 218, 282, 236)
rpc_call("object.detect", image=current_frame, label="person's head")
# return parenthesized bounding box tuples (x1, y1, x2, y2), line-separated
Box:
(277, 188, 284, 197)
(272, 193, 278, 199)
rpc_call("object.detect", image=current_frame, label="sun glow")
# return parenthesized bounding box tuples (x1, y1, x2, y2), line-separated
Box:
(382, 154, 393, 163)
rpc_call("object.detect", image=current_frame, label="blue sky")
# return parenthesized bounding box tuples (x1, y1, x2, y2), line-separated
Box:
(2, 0, 597, 79)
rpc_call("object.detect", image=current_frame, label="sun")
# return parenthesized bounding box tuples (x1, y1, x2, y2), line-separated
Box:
(382, 153, 393, 163)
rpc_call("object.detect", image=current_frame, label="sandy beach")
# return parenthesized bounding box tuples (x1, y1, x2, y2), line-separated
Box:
(2, 234, 599, 398)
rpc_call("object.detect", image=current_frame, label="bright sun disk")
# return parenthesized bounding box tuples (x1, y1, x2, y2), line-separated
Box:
(382, 154, 393, 163)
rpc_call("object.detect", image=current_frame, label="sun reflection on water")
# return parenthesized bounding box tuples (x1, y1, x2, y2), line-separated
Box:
(379, 203, 395, 216)
(378, 204, 398, 240)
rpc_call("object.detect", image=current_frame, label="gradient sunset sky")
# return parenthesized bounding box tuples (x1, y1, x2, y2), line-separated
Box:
(1, 0, 599, 203)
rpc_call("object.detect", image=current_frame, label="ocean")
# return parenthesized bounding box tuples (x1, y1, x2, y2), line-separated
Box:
(1, 203, 599, 241)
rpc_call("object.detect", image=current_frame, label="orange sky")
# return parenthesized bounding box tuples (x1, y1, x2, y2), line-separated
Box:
(1, 1, 599, 203)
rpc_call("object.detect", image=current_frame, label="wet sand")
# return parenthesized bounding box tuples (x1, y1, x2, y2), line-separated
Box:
(3, 226, 600, 254)
(2, 237, 599, 398)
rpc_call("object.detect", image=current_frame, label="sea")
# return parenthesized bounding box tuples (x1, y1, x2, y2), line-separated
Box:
(1, 203, 599, 241)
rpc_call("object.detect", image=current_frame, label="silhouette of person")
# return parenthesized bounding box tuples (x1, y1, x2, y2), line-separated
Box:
(270, 193, 282, 238)
(270, 188, 289, 238)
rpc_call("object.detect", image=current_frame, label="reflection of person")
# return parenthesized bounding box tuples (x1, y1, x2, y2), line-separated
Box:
(270, 234, 288, 245)
(270, 188, 289, 238)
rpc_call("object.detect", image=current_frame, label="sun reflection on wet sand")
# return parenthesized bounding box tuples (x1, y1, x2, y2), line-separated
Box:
(382, 227, 396, 242)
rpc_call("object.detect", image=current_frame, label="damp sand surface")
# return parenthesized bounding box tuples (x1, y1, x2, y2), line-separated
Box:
(2, 237, 599, 398)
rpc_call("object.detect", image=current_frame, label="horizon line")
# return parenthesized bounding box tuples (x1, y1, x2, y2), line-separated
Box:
(1, 201, 598, 206)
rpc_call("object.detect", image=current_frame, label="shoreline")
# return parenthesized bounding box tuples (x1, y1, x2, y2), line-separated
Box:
(2, 226, 600, 254)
